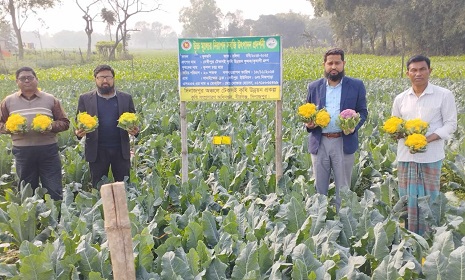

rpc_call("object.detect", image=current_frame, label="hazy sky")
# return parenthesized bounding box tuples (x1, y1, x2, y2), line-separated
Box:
(23, 0, 314, 35)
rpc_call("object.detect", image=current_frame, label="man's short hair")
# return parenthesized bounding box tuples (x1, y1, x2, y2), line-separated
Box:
(16, 67, 37, 79)
(324, 48, 345, 62)
(407, 55, 431, 70)
(93, 64, 115, 77)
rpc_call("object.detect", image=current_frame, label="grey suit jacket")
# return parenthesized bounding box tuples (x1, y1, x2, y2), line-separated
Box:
(76, 89, 136, 162)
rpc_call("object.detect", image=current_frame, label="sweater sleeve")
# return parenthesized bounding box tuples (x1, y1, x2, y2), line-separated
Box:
(50, 98, 70, 133)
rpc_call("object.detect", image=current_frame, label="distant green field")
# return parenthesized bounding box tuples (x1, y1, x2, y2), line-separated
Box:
(1, 49, 464, 83)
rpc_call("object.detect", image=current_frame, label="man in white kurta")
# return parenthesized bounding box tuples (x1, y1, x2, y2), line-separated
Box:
(392, 55, 457, 235)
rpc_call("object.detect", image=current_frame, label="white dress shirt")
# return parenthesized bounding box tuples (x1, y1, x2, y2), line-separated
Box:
(392, 83, 457, 163)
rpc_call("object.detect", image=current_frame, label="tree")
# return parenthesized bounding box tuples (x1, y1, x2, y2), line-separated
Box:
(307, 0, 465, 55)
(0, 18, 15, 50)
(100, 0, 160, 60)
(76, 0, 100, 61)
(302, 16, 333, 49)
(101, 7, 116, 41)
(179, 0, 222, 37)
(132, 21, 153, 48)
(222, 10, 250, 37)
(1, 0, 59, 60)
(151, 22, 176, 49)
(251, 13, 309, 48)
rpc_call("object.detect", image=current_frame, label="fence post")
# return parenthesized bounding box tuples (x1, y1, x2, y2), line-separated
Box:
(100, 182, 135, 280)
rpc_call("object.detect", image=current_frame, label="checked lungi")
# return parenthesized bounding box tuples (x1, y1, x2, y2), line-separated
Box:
(397, 160, 442, 235)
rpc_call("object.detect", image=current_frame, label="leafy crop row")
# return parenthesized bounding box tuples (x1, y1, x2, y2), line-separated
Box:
(0, 50, 463, 279)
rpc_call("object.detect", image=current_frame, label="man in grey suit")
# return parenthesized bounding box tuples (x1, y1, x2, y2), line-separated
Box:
(305, 48, 368, 209)
(75, 64, 139, 187)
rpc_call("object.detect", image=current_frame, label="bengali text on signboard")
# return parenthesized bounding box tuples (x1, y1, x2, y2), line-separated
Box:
(178, 36, 282, 102)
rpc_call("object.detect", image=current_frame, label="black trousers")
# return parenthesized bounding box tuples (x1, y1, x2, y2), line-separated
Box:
(89, 147, 130, 187)
(12, 143, 63, 200)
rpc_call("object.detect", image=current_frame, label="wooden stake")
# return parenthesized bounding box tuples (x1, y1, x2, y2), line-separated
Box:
(100, 182, 135, 280)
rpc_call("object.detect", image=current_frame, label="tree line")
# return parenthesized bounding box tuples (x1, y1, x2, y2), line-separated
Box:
(178, 0, 333, 49)
(309, 0, 465, 55)
(1, 0, 463, 61)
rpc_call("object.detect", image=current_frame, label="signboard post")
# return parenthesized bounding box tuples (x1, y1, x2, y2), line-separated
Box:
(178, 36, 283, 185)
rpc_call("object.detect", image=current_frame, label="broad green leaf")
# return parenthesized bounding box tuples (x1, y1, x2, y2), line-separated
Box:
(154, 236, 182, 260)
(371, 255, 401, 280)
(445, 246, 465, 280)
(0, 208, 9, 224)
(257, 242, 273, 275)
(231, 242, 259, 280)
(229, 159, 247, 191)
(307, 194, 328, 236)
(430, 230, 455, 257)
(340, 191, 363, 217)
(356, 208, 384, 238)
(336, 256, 367, 279)
(0, 263, 18, 277)
(221, 210, 239, 236)
(218, 165, 231, 188)
(19, 254, 54, 280)
(338, 207, 358, 241)
(430, 193, 448, 226)
(233, 203, 248, 238)
(398, 261, 416, 278)
(88, 271, 106, 280)
(291, 259, 309, 280)
(291, 244, 322, 271)
(214, 232, 234, 262)
(372, 222, 389, 261)
(178, 205, 197, 229)
(418, 196, 435, 228)
(183, 221, 203, 250)
(8, 202, 37, 244)
(160, 251, 194, 280)
(205, 258, 227, 280)
(134, 227, 155, 271)
(276, 196, 306, 233)
(312, 220, 342, 256)
(76, 238, 111, 278)
(282, 233, 297, 257)
(423, 251, 448, 280)
(196, 240, 213, 270)
(269, 260, 293, 280)
(186, 248, 200, 275)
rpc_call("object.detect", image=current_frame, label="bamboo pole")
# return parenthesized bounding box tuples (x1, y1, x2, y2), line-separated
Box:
(100, 182, 135, 280)
(180, 101, 188, 183)
(275, 100, 283, 186)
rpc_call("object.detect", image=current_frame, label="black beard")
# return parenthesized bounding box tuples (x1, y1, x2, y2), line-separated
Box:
(97, 85, 115, 95)
(325, 70, 345, 82)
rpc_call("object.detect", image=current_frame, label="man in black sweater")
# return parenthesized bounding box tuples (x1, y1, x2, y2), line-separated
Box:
(75, 65, 139, 188)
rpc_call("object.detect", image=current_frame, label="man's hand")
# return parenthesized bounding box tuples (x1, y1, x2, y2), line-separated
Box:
(42, 124, 52, 133)
(343, 128, 355, 135)
(305, 121, 316, 129)
(426, 133, 440, 143)
(75, 128, 86, 138)
(127, 126, 139, 136)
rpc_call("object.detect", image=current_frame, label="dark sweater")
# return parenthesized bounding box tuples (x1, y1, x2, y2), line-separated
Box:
(97, 95, 121, 148)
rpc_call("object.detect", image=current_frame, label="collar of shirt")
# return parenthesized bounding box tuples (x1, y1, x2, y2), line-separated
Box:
(17, 90, 40, 100)
(407, 82, 433, 97)
(325, 77, 343, 88)
(97, 90, 116, 99)
(323, 78, 343, 133)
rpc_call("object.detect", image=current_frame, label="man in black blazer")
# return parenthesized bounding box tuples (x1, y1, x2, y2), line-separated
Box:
(305, 48, 368, 209)
(75, 64, 139, 187)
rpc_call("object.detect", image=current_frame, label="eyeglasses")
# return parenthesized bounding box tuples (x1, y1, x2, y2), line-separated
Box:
(96, 76, 114, 81)
(18, 76, 35, 82)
